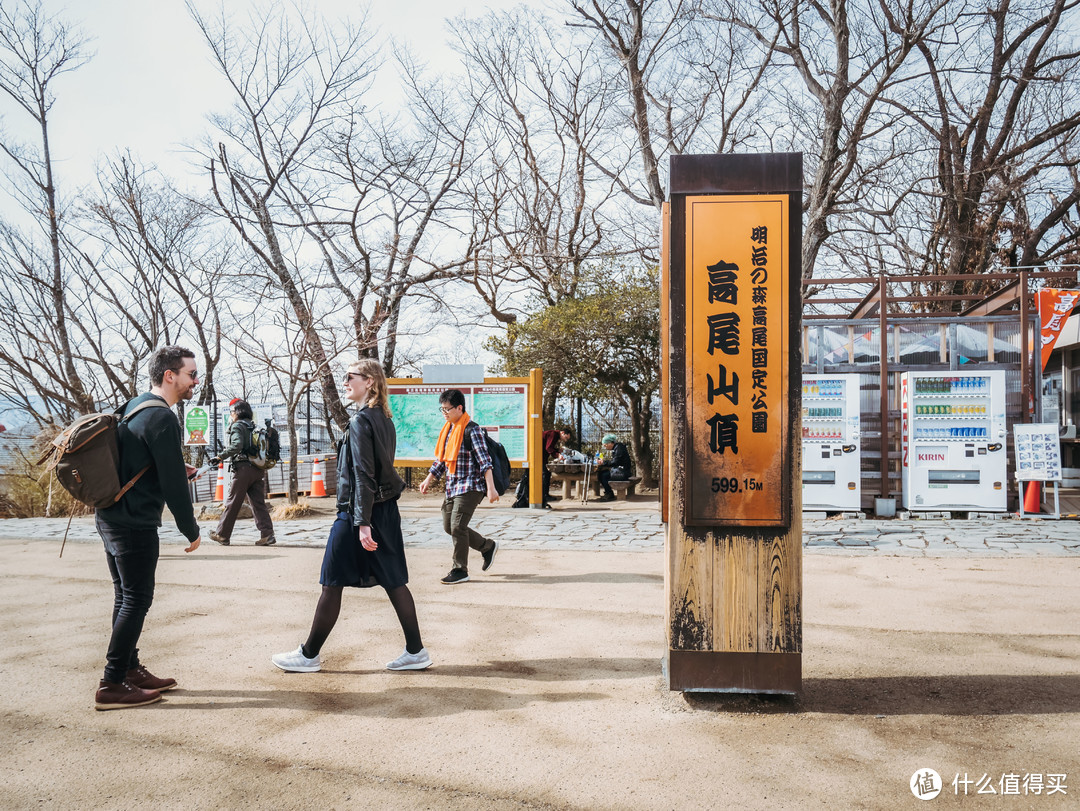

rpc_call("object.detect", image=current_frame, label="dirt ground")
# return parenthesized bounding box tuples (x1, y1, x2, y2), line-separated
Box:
(1, 527, 1078, 809)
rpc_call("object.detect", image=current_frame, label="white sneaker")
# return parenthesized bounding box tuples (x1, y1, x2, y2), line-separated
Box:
(386, 647, 433, 671)
(272, 644, 321, 673)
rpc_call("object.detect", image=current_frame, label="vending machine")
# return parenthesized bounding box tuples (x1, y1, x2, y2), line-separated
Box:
(901, 370, 1007, 511)
(801, 374, 861, 511)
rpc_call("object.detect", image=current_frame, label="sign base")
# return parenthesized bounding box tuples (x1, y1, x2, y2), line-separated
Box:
(665, 650, 801, 695)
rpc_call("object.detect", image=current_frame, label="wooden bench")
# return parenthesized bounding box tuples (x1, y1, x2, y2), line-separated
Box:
(608, 476, 642, 500)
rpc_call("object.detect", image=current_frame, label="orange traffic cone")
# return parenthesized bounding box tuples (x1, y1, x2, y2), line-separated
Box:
(214, 463, 226, 501)
(310, 457, 326, 498)
(1022, 480, 1041, 514)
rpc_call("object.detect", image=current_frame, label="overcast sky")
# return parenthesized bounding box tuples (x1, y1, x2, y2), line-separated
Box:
(20, 0, 522, 193)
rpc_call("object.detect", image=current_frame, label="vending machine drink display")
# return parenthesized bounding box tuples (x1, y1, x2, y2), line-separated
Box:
(801, 374, 861, 511)
(901, 370, 1007, 511)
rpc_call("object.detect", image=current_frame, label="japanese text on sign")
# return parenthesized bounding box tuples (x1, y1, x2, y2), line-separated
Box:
(685, 195, 789, 526)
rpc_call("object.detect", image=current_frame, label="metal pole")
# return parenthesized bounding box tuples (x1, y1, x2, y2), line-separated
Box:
(1020, 269, 1030, 423)
(879, 273, 890, 498)
(577, 397, 583, 449)
(306, 386, 312, 454)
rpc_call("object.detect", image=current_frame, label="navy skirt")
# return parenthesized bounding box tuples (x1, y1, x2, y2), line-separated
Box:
(319, 499, 408, 590)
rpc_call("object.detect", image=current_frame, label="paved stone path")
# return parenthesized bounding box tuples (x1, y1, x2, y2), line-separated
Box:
(3, 508, 1078, 556)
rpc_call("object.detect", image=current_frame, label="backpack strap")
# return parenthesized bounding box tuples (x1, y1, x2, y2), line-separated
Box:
(119, 398, 170, 423)
(114, 398, 171, 502)
(462, 420, 481, 457)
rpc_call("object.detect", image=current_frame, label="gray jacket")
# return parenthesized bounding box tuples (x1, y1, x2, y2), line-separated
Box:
(336, 406, 405, 526)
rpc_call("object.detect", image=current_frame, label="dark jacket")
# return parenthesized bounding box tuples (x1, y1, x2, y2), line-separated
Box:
(608, 442, 632, 475)
(96, 393, 200, 542)
(336, 405, 405, 526)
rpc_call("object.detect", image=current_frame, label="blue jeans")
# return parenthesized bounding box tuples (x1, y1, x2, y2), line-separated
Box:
(96, 516, 159, 684)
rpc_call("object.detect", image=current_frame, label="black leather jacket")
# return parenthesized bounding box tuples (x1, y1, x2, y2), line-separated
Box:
(336, 406, 405, 526)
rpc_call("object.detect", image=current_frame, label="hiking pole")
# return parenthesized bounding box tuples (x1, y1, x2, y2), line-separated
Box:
(582, 460, 591, 505)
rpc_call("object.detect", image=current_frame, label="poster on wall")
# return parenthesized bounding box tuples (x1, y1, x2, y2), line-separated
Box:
(388, 384, 528, 463)
(1013, 423, 1062, 482)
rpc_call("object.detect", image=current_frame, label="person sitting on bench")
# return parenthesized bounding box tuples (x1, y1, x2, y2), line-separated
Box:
(596, 434, 632, 502)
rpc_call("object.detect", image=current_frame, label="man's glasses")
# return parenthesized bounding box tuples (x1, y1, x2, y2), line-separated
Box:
(440, 406, 456, 413)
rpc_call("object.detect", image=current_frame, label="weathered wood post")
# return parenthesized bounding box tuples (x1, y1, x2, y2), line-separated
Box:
(664, 153, 803, 694)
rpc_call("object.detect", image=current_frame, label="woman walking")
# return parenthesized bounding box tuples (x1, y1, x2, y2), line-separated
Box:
(272, 359, 431, 672)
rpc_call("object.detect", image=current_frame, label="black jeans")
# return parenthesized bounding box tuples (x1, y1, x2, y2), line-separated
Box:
(96, 516, 159, 684)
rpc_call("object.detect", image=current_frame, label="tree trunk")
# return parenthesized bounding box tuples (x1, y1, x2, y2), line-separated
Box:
(622, 384, 656, 489)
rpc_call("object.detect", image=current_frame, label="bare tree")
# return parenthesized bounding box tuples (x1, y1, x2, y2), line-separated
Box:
(0, 0, 92, 414)
(78, 155, 229, 406)
(453, 10, 631, 418)
(704, 0, 953, 279)
(231, 300, 321, 504)
(902, 0, 1080, 297)
(190, 1, 378, 430)
(566, 0, 778, 219)
(454, 11, 624, 315)
(288, 53, 483, 376)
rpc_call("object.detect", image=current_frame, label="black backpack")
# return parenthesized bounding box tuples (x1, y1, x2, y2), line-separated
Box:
(465, 421, 511, 496)
(265, 424, 281, 462)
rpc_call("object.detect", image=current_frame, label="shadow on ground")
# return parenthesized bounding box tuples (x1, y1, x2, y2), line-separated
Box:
(683, 674, 1080, 716)
(490, 572, 664, 585)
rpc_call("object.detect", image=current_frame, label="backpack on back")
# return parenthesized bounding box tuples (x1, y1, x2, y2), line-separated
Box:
(465, 421, 511, 496)
(265, 424, 281, 463)
(243, 423, 279, 470)
(38, 399, 171, 509)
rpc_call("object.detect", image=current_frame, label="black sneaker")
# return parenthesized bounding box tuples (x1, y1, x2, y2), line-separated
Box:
(482, 541, 498, 572)
(596, 494, 616, 503)
(209, 531, 230, 545)
(440, 568, 470, 585)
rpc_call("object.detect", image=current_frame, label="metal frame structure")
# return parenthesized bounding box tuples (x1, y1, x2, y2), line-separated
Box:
(801, 268, 1079, 503)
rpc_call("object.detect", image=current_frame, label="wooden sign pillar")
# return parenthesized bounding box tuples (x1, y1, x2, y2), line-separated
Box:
(664, 154, 803, 694)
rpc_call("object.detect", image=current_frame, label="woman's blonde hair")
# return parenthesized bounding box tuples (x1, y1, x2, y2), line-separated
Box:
(349, 358, 392, 418)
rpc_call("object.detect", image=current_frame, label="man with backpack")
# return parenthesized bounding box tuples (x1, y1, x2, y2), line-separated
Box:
(94, 345, 203, 710)
(419, 389, 500, 585)
(208, 399, 276, 546)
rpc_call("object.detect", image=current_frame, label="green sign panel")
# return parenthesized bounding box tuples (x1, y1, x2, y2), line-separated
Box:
(185, 407, 210, 446)
(388, 384, 528, 463)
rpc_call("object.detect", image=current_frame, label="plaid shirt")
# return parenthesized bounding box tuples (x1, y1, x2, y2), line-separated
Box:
(429, 421, 493, 498)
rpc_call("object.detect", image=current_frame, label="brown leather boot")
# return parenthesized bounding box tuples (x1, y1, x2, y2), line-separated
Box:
(94, 679, 162, 711)
(126, 664, 177, 692)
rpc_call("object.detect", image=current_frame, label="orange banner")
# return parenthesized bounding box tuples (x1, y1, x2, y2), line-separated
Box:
(684, 195, 789, 526)
(1038, 288, 1080, 370)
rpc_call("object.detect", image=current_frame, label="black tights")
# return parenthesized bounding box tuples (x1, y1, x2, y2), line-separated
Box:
(302, 584, 423, 658)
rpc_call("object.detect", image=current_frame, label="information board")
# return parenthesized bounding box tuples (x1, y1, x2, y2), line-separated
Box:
(388, 383, 529, 463)
(1013, 423, 1062, 481)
